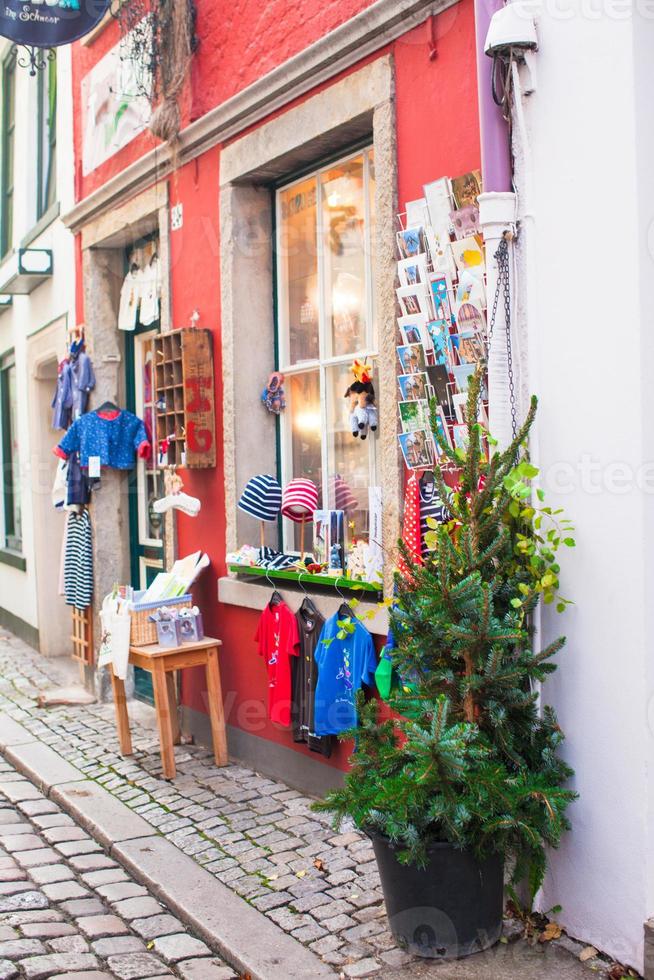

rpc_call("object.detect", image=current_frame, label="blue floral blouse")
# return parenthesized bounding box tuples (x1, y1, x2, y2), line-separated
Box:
(58, 410, 148, 470)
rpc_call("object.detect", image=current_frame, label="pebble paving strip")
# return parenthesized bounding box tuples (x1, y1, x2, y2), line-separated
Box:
(0, 756, 237, 979)
(0, 633, 413, 977)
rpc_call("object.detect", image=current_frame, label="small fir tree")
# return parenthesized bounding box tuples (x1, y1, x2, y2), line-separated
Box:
(315, 369, 577, 902)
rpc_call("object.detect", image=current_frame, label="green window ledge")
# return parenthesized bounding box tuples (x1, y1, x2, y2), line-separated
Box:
(0, 549, 26, 571)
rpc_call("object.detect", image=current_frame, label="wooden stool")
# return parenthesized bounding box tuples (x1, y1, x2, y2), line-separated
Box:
(110, 636, 227, 780)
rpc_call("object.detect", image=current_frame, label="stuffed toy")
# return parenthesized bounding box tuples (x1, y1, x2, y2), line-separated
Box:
(261, 371, 286, 414)
(345, 359, 378, 440)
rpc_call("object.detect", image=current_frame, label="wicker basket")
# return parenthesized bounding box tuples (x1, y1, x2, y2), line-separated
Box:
(129, 592, 192, 647)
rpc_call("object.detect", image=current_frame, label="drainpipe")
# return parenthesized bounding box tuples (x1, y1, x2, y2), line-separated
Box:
(475, 0, 517, 450)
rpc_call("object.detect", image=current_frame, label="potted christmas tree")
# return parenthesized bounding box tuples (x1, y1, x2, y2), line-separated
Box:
(315, 371, 576, 959)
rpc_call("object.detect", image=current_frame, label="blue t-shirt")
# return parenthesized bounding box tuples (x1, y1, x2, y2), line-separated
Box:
(313, 613, 377, 736)
(58, 410, 148, 470)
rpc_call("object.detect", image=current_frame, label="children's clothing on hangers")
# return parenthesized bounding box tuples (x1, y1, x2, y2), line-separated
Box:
(51, 360, 73, 430)
(64, 509, 93, 610)
(293, 599, 332, 757)
(69, 350, 96, 418)
(139, 255, 161, 326)
(56, 409, 149, 469)
(254, 601, 299, 727)
(118, 268, 141, 331)
(313, 610, 377, 736)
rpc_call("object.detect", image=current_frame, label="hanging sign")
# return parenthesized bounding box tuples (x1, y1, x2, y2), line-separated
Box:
(0, 0, 111, 48)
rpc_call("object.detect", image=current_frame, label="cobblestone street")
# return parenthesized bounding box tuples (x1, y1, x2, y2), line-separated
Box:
(0, 757, 235, 979)
(0, 630, 620, 979)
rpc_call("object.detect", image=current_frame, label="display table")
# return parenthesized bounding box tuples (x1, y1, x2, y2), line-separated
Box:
(110, 636, 228, 780)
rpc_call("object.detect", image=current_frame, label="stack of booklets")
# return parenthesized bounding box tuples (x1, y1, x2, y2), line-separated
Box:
(139, 552, 210, 603)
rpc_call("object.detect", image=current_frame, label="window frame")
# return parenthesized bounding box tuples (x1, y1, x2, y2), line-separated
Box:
(36, 52, 57, 220)
(0, 351, 21, 554)
(1, 49, 16, 258)
(274, 145, 377, 553)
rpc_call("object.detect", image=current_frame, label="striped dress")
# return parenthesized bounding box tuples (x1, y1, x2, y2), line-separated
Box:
(64, 510, 94, 610)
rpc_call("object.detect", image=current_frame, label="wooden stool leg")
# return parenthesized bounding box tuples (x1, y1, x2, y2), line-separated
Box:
(166, 672, 181, 745)
(152, 664, 177, 779)
(205, 647, 228, 767)
(111, 669, 133, 756)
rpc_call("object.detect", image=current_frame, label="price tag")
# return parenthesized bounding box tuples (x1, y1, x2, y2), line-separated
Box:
(88, 456, 101, 478)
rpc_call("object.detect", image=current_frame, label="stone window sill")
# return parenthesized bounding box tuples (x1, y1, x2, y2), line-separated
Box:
(20, 204, 61, 250)
(217, 575, 389, 636)
(0, 549, 26, 571)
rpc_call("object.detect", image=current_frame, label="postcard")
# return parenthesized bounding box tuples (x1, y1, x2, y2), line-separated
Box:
(455, 301, 486, 335)
(451, 170, 482, 210)
(452, 424, 470, 451)
(397, 283, 432, 319)
(450, 204, 480, 240)
(425, 364, 452, 414)
(398, 429, 435, 470)
(427, 319, 452, 369)
(397, 226, 426, 259)
(452, 363, 477, 393)
(405, 198, 428, 227)
(450, 236, 485, 275)
(398, 254, 429, 287)
(428, 272, 453, 325)
(455, 331, 486, 365)
(424, 177, 454, 230)
(398, 372, 430, 401)
(432, 406, 451, 453)
(399, 399, 431, 433)
(397, 343, 427, 374)
(456, 268, 486, 309)
(424, 225, 456, 276)
(398, 314, 432, 351)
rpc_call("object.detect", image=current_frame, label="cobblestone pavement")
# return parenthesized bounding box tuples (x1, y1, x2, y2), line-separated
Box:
(0, 631, 625, 980)
(0, 754, 236, 979)
(0, 631, 408, 976)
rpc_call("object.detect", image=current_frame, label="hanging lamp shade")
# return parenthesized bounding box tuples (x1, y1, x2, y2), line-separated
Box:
(281, 479, 319, 523)
(237, 474, 282, 523)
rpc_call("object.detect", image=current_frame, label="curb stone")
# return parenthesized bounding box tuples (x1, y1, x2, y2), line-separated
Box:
(0, 711, 335, 980)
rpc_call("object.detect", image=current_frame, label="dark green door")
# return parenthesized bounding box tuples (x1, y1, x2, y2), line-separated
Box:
(125, 321, 165, 704)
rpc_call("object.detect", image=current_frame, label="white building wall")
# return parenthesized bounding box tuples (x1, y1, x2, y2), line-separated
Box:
(511, 2, 653, 971)
(0, 43, 76, 649)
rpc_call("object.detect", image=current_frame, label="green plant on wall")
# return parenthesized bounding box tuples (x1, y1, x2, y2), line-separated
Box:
(315, 368, 577, 905)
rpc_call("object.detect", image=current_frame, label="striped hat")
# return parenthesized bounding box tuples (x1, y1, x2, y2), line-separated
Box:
(281, 479, 319, 523)
(238, 474, 282, 522)
(328, 474, 358, 513)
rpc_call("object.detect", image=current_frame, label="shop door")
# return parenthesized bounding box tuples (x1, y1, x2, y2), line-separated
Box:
(125, 322, 164, 703)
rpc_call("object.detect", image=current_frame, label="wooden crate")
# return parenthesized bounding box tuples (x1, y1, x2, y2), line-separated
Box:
(153, 328, 216, 468)
(71, 606, 93, 665)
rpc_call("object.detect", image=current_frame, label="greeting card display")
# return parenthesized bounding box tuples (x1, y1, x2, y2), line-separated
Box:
(394, 170, 490, 471)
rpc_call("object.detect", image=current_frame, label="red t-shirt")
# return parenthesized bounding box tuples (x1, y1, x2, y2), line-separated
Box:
(254, 602, 299, 727)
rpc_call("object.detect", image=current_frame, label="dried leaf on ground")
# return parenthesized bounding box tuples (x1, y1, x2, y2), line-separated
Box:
(539, 922, 562, 942)
(313, 858, 326, 872)
(579, 946, 598, 961)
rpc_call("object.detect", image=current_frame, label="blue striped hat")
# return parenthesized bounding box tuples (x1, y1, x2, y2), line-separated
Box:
(238, 474, 282, 522)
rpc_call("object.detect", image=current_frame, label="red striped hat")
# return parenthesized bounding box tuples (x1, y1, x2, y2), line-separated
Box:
(281, 479, 319, 522)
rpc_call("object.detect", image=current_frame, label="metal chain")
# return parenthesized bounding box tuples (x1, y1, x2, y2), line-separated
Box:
(485, 235, 518, 438)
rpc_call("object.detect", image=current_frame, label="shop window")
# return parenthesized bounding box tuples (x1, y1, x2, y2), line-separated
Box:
(276, 148, 377, 552)
(0, 50, 15, 257)
(0, 353, 21, 553)
(36, 53, 57, 219)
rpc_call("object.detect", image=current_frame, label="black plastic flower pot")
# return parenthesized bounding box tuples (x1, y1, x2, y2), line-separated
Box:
(369, 833, 504, 959)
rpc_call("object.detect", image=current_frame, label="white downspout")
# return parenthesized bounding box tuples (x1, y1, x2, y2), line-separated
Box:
(478, 191, 517, 452)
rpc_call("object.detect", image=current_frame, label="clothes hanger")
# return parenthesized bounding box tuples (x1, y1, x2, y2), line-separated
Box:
(334, 581, 353, 620)
(265, 568, 283, 609)
(96, 400, 119, 413)
(297, 572, 318, 618)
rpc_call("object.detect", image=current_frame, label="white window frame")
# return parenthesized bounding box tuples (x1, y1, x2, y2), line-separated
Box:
(275, 146, 377, 553)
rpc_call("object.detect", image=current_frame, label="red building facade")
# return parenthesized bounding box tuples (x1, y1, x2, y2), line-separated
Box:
(66, 0, 481, 793)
